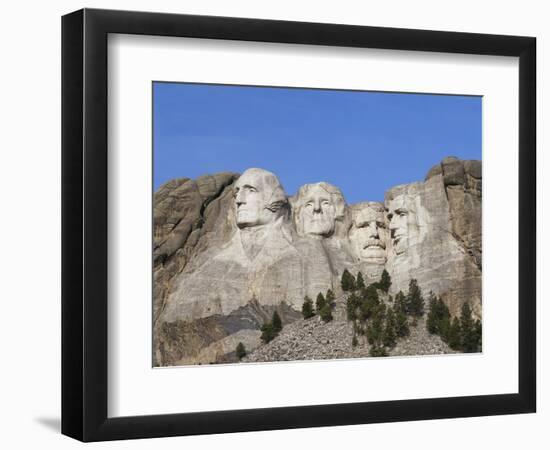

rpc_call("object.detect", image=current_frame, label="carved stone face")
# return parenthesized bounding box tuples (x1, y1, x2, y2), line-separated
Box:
(296, 183, 345, 237)
(349, 203, 387, 263)
(233, 168, 286, 229)
(387, 195, 414, 255)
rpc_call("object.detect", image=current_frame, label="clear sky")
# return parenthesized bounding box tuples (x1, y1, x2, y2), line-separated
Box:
(153, 82, 481, 203)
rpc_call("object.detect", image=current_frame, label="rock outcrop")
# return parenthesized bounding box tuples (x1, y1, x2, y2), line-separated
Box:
(153, 158, 481, 366)
(385, 157, 481, 319)
(153, 172, 239, 325)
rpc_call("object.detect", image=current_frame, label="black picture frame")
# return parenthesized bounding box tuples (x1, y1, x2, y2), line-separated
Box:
(61, 8, 536, 442)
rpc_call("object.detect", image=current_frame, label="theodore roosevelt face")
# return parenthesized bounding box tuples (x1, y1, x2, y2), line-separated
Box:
(233, 168, 286, 229)
(349, 202, 388, 264)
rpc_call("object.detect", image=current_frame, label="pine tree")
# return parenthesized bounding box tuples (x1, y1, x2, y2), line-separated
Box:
(315, 292, 326, 313)
(326, 289, 336, 309)
(272, 310, 282, 333)
(395, 290, 407, 315)
(460, 303, 480, 353)
(448, 317, 462, 350)
(439, 314, 451, 342)
(367, 284, 380, 302)
(366, 304, 385, 346)
(260, 322, 276, 343)
(426, 295, 452, 340)
(379, 269, 392, 293)
(356, 271, 366, 290)
(236, 342, 246, 359)
(302, 296, 315, 319)
(406, 279, 425, 317)
(426, 292, 439, 334)
(383, 308, 397, 348)
(394, 306, 409, 337)
(341, 269, 356, 292)
(320, 304, 333, 323)
(369, 345, 388, 357)
(346, 293, 359, 322)
(437, 298, 451, 337)
(359, 285, 379, 321)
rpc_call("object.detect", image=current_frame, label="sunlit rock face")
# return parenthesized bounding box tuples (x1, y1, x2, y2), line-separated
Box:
(155, 169, 308, 366)
(291, 182, 354, 297)
(386, 191, 429, 259)
(153, 172, 239, 326)
(346, 201, 389, 284)
(160, 168, 305, 321)
(234, 168, 287, 230)
(349, 202, 388, 264)
(294, 182, 346, 238)
(385, 157, 482, 320)
(153, 157, 482, 365)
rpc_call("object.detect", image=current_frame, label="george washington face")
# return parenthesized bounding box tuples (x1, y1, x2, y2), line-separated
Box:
(233, 168, 286, 229)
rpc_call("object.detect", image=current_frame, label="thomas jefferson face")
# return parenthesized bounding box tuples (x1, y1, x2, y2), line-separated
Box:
(296, 183, 345, 237)
(387, 195, 413, 255)
(301, 185, 336, 236)
(349, 203, 387, 263)
(233, 168, 286, 229)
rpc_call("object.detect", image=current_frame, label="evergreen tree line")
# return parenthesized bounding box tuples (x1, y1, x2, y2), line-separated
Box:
(237, 289, 481, 361)
(297, 266, 481, 357)
(426, 295, 482, 353)
(342, 268, 429, 356)
(341, 268, 392, 294)
(301, 289, 336, 323)
(346, 275, 425, 356)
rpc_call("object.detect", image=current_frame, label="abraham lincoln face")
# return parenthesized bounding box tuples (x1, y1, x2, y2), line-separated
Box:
(387, 195, 414, 255)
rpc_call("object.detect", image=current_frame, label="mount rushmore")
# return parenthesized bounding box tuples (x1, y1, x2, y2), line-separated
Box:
(153, 156, 481, 366)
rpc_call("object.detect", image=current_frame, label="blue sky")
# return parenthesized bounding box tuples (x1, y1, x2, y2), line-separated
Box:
(153, 82, 481, 203)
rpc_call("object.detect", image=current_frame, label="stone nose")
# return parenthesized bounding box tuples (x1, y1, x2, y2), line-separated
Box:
(312, 199, 322, 213)
(235, 190, 246, 206)
(367, 222, 379, 238)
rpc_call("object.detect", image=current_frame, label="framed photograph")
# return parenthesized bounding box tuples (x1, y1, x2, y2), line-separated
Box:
(62, 8, 536, 442)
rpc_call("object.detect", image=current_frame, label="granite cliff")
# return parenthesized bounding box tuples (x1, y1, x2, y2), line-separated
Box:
(153, 157, 481, 366)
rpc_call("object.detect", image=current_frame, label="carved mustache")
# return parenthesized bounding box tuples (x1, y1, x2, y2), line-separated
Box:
(363, 239, 386, 250)
(309, 215, 331, 220)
